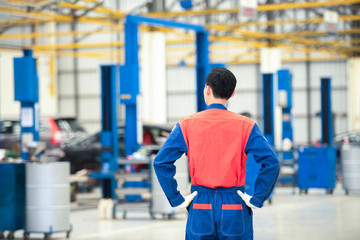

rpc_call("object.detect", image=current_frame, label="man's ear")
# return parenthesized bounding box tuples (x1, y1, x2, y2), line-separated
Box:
(205, 85, 212, 95)
(230, 90, 235, 98)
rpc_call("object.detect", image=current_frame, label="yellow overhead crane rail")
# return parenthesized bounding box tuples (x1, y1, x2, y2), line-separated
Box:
(0, 6, 116, 26)
(147, 0, 360, 18)
(57, 2, 126, 19)
(206, 15, 360, 28)
(6, 0, 51, 5)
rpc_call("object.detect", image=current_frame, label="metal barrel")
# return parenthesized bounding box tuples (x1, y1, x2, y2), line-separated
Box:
(341, 145, 360, 192)
(26, 162, 70, 233)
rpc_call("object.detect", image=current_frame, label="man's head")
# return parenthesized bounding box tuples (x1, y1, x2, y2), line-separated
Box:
(204, 67, 237, 102)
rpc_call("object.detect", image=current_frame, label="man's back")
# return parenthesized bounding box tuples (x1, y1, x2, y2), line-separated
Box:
(179, 104, 254, 188)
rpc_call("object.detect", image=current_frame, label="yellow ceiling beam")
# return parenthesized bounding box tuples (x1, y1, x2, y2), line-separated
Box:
(258, 0, 360, 11)
(0, 18, 50, 26)
(168, 55, 346, 67)
(207, 15, 360, 29)
(0, 28, 122, 40)
(0, 7, 69, 21)
(166, 56, 345, 67)
(0, 6, 117, 26)
(167, 43, 263, 53)
(7, 0, 51, 5)
(57, 2, 126, 19)
(147, 0, 360, 18)
(31, 41, 124, 50)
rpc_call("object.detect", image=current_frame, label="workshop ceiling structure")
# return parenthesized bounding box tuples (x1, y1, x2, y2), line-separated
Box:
(0, 0, 360, 65)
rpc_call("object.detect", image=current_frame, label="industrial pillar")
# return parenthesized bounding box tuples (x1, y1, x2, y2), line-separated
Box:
(120, 18, 142, 156)
(141, 32, 167, 124)
(321, 77, 334, 145)
(13, 49, 40, 160)
(262, 73, 275, 146)
(260, 47, 281, 147)
(196, 31, 210, 112)
(99, 65, 119, 199)
(347, 58, 360, 130)
(278, 69, 293, 152)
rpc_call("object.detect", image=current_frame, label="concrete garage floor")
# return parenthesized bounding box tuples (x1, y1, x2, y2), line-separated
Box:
(13, 186, 360, 240)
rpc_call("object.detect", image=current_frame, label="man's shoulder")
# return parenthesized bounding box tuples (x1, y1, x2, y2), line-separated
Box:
(229, 112, 255, 125)
(179, 111, 205, 123)
(179, 110, 255, 126)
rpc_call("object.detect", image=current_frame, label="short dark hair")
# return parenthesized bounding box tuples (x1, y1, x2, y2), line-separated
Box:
(206, 67, 237, 99)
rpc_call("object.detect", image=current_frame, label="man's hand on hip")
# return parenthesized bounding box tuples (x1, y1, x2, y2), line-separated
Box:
(176, 191, 198, 209)
(237, 190, 259, 210)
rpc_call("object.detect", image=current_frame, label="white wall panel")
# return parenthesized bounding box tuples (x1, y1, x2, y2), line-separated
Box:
(0, 51, 22, 117)
(310, 90, 321, 115)
(292, 91, 307, 115)
(311, 117, 322, 143)
(78, 98, 100, 123)
(310, 61, 346, 88)
(167, 67, 196, 92)
(293, 118, 308, 144)
(167, 94, 196, 122)
(335, 117, 348, 135)
(78, 72, 100, 96)
(37, 55, 58, 116)
(59, 98, 75, 116)
(78, 58, 101, 71)
(58, 73, 75, 96)
(57, 56, 75, 72)
(228, 65, 258, 89)
(282, 62, 307, 88)
(228, 92, 258, 117)
(332, 90, 347, 113)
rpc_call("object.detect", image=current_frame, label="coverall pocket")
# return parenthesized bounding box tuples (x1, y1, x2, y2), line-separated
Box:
(220, 204, 245, 236)
(190, 203, 214, 235)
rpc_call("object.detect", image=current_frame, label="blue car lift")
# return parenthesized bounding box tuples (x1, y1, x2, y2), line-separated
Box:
(120, 14, 210, 156)
(255, 69, 295, 197)
(262, 69, 294, 148)
(93, 15, 211, 200)
(297, 77, 336, 194)
(0, 49, 39, 239)
(13, 49, 40, 160)
(278, 69, 293, 149)
(89, 65, 119, 199)
(262, 73, 275, 145)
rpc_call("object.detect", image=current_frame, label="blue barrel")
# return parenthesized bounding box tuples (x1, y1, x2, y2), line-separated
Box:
(0, 163, 25, 232)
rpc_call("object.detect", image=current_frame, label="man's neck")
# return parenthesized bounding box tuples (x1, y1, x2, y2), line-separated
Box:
(207, 99, 227, 107)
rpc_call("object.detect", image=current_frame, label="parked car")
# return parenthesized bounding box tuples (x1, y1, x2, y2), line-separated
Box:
(0, 116, 87, 160)
(60, 123, 173, 173)
(334, 130, 360, 148)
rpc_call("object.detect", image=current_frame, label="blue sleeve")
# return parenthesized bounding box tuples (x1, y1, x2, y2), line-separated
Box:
(153, 122, 188, 207)
(245, 123, 280, 208)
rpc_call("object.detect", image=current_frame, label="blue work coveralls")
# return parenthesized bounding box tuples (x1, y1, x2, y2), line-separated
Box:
(154, 103, 280, 239)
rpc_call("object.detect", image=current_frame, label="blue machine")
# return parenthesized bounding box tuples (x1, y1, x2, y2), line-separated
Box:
(120, 15, 210, 156)
(297, 146, 336, 193)
(89, 65, 119, 199)
(13, 49, 40, 160)
(297, 77, 337, 194)
(0, 163, 25, 238)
